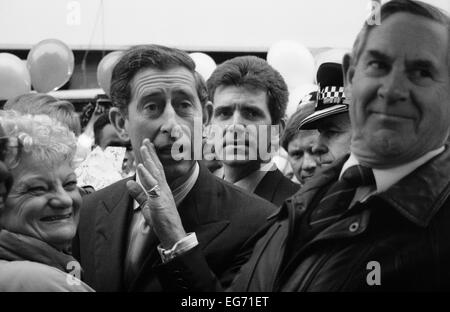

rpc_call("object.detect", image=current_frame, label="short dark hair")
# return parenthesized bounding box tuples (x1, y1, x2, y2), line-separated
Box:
(110, 44, 208, 115)
(350, 0, 450, 67)
(4, 93, 81, 136)
(207, 56, 289, 125)
(93, 113, 111, 146)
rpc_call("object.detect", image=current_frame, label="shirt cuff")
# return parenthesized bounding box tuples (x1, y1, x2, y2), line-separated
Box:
(157, 232, 198, 263)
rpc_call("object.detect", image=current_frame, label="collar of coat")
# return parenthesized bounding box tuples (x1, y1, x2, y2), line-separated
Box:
(273, 144, 450, 228)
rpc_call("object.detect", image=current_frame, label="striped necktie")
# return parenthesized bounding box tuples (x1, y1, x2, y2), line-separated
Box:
(310, 165, 375, 225)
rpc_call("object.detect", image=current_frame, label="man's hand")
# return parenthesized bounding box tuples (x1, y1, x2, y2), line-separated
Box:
(126, 138, 187, 249)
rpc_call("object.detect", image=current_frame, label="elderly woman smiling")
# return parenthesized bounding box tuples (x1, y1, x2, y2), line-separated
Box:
(0, 111, 93, 291)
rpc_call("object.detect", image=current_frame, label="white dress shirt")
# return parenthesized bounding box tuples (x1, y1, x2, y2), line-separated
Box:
(340, 146, 445, 207)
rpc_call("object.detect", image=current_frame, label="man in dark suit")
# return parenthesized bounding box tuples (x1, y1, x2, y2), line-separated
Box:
(205, 56, 299, 206)
(73, 45, 276, 291)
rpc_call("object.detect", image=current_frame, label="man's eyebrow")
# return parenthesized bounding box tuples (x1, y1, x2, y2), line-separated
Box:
(136, 92, 164, 105)
(138, 89, 163, 98)
(241, 105, 265, 115)
(365, 50, 392, 62)
(213, 106, 231, 114)
(172, 89, 196, 100)
(406, 59, 437, 70)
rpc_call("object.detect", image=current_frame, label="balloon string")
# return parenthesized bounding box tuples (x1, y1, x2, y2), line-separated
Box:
(81, 0, 104, 87)
(101, 0, 105, 58)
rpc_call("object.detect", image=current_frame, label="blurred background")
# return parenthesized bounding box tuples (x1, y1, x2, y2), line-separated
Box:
(0, 0, 448, 111)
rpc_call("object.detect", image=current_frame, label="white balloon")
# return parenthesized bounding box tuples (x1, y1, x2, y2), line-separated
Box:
(267, 40, 315, 89)
(189, 52, 217, 80)
(286, 84, 318, 118)
(0, 53, 31, 100)
(315, 48, 350, 69)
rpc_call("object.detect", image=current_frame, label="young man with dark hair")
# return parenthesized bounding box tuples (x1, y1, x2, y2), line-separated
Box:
(206, 56, 299, 206)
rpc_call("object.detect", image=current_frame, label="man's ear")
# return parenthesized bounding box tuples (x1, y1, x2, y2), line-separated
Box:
(109, 107, 129, 141)
(203, 101, 214, 126)
(343, 53, 355, 100)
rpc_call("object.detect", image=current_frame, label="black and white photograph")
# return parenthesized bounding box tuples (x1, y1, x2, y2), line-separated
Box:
(0, 0, 450, 300)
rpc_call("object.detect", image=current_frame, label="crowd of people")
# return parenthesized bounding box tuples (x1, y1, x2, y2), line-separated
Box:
(1, 0, 450, 292)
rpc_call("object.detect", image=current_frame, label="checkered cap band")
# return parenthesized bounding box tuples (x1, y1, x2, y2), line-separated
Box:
(319, 86, 345, 105)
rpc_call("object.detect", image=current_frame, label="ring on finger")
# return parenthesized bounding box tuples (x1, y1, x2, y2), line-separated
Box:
(146, 184, 161, 198)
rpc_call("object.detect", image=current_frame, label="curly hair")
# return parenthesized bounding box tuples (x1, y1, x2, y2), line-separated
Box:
(0, 110, 77, 169)
(207, 56, 289, 125)
(4, 93, 81, 136)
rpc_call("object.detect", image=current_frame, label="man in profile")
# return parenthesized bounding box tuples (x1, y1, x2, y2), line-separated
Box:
(281, 61, 353, 185)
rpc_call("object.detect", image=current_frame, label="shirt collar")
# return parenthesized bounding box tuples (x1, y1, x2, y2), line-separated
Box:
(340, 146, 445, 193)
(133, 162, 200, 210)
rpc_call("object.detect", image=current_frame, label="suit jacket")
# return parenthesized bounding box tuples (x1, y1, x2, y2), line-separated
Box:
(73, 163, 276, 291)
(254, 168, 299, 207)
(230, 146, 450, 291)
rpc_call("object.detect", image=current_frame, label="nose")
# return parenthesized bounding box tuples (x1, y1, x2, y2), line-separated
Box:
(302, 152, 317, 172)
(224, 111, 247, 136)
(49, 187, 73, 209)
(377, 68, 408, 103)
(159, 103, 181, 139)
(229, 109, 249, 126)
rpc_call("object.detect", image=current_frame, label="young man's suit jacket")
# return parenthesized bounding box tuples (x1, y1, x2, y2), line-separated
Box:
(254, 168, 299, 207)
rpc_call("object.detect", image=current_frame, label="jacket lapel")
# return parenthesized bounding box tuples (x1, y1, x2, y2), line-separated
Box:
(254, 169, 281, 203)
(378, 145, 450, 227)
(94, 179, 133, 291)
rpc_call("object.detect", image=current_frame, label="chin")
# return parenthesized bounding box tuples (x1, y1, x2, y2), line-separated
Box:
(164, 160, 196, 181)
(47, 231, 76, 250)
(353, 136, 414, 167)
(371, 134, 410, 157)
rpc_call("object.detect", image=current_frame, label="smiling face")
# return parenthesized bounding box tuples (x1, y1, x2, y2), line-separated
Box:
(210, 86, 273, 167)
(111, 66, 203, 183)
(0, 156, 81, 250)
(346, 13, 450, 168)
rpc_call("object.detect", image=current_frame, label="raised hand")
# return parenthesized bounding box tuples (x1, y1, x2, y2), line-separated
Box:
(126, 138, 186, 249)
